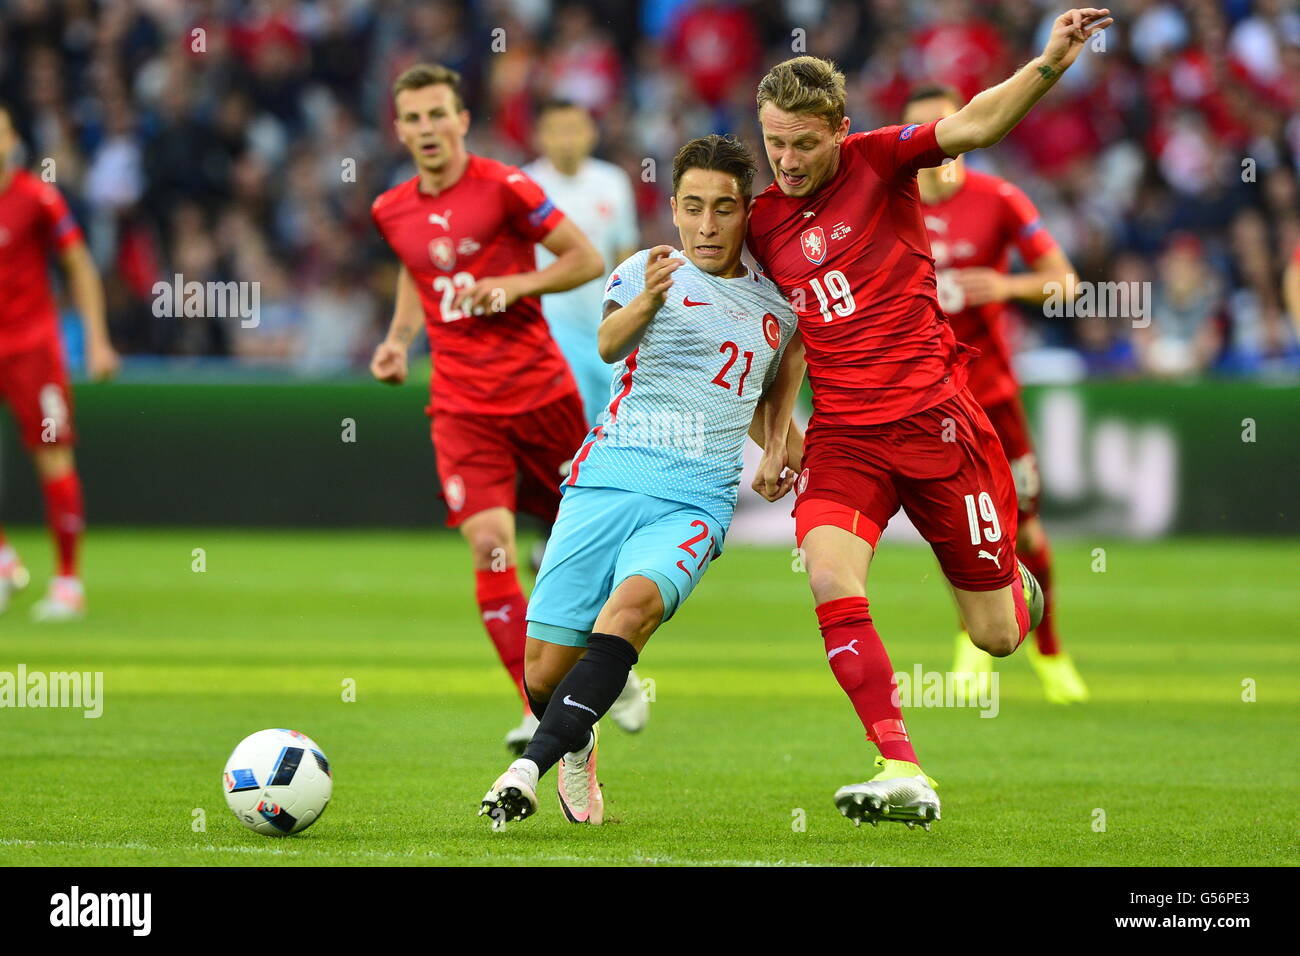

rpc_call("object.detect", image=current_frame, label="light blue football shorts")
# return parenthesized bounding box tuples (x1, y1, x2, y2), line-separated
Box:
(526, 485, 726, 647)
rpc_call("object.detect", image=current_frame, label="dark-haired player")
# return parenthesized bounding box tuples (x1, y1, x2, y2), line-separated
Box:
(0, 103, 118, 620)
(904, 84, 1087, 704)
(369, 64, 609, 753)
(747, 9, 1111, 828)
(478, 135, 803, 826)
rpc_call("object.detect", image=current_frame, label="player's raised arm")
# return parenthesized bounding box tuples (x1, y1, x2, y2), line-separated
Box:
(371, 265, 423, 384)
(597, 245, 681, 363)
(58, 239, 118, 381)
(459, 217, 603, 316)
(935, 8, 1113, 157)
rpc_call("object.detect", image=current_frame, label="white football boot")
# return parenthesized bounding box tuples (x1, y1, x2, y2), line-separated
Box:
(608, 669, 649, 733)
(0, 546, 30, 615)
(479, 759, 540, 828)
(503, 712, 539, 755)
(557, 725, 603, 825)
(834, 756, 941, 830)
(30, 576, 85, 622)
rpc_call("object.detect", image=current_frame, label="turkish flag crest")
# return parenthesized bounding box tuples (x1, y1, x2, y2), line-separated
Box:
(429, 236, 456, 272)
(800, 226, 827, 265)
(762, 313, 781, 350)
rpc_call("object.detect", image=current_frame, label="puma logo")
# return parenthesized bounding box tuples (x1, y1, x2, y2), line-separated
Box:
(978, 549, 1002, 568)
(482, 606, 512, 623)
(827, 639, 860, 661)
(428, 210, 452, 231)
(802, 210, 816, 218)
(562, 695, 597, 716)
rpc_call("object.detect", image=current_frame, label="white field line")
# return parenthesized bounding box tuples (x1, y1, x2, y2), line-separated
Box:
(0, 837, 874, 868)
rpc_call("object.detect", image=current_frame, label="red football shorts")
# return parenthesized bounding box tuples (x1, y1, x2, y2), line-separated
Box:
(430, 390, 588, 528)
(0, 340, 76, 449)
(980, 396, 1040, 520)
(793, 387, 1018, 591)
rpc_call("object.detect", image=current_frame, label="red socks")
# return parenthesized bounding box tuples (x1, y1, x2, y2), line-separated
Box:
(42, 473, 83, 578)
(817, 596, 919, 764)
(474, 566, 529, 710)
(1018, 540, 1059, 655)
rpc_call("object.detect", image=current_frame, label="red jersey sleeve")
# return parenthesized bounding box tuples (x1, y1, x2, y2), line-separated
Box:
(369, 196, 387, 242)
(998, 180, 1058, 264)
(499, 167, 565, 243)
(854, 120, 951, 180)
(36, 181, 83, 252)
(1291, 240, 1300, 266)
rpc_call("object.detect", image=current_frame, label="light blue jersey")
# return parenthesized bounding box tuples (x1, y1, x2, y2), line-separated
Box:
(563, 248, 798, 530)
(525, 157, 638, 423)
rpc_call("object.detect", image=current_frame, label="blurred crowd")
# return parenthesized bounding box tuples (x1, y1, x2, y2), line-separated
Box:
(3, 0, 1300, 378)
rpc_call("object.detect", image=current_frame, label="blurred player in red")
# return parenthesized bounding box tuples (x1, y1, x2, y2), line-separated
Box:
(904, 84, 1088, 704)
(0, 103, 119, 620)
(748, 9, 1111, 828)
(369, 65, 603, 753)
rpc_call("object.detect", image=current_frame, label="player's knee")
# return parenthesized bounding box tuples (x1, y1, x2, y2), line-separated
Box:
(601, 578, 663, 644)
(807, 564, 863, 606)
(463, 527, 512, 568)
(32, 446, 75, 481)
(1017, 516, 1044, 554)
(968, 619, 1019, 658)
(523, 663, 560, 700)
(604, 601, 657, 644)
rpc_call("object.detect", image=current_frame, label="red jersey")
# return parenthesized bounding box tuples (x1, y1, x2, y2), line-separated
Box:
(922, 169, 1058, 407)
(0, 169, 83, 357)
(747, 120, 966, 426)
(371, 155, 576, 416)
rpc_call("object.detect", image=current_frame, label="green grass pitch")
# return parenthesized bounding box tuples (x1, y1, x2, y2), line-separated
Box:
(0, 528, 1295, 866)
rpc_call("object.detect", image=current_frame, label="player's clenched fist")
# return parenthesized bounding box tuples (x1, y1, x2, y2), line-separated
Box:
(637, 245, 683, 312)
(370, 339, 409, 384)
(752, 447, 796, 502)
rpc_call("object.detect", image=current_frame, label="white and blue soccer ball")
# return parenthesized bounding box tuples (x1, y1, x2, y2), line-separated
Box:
(222, 728, 332, 836)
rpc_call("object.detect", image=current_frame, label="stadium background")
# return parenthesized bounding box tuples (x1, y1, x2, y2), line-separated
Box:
(0, 0, 1296, 872)
(1, 0, 1297, 536)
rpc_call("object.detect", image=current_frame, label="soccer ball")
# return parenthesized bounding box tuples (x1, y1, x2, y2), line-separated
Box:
(222, 728, 332, 836)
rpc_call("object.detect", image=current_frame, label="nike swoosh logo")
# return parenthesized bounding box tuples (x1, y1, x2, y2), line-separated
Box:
(682, 296, 710, 307)
(562, 695, 598, 716)
(827, 639, 860, 660)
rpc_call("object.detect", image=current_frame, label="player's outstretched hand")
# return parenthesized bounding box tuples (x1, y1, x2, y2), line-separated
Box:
(753, 447, 796, 502)
(640, 245, 683, 312)
(1042, 8, 1113, 74)
(370, 339, 408, 385)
